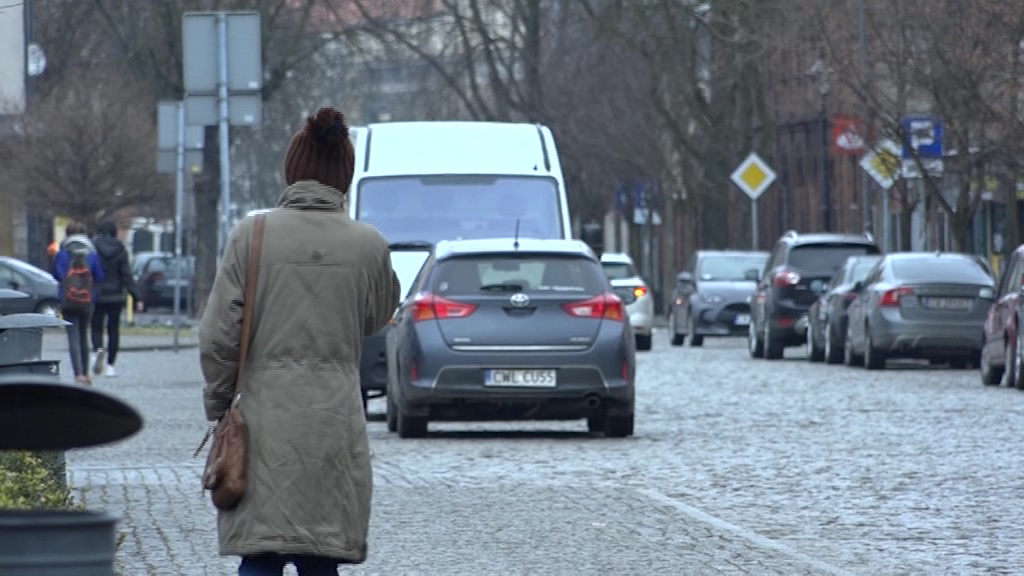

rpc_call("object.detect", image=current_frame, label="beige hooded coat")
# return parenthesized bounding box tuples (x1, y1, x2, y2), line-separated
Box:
(199, 180, 399, 562)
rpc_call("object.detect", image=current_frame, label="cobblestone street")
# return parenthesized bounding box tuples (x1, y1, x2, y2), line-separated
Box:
(54, 329, 1024, 575)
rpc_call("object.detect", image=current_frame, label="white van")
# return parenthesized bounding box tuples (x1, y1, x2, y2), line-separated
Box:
(348, 121, 572, 243)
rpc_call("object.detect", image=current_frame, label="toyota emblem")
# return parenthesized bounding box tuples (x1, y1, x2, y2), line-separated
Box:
(509, 293, 530, 308)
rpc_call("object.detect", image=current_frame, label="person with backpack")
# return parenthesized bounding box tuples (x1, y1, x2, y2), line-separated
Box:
(91, 221, 144, 378)
(53, 221, 105, 385)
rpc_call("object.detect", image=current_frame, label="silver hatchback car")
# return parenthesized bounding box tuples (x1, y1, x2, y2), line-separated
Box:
(600, 252, 654, 351)
(844, 252, 995, 370)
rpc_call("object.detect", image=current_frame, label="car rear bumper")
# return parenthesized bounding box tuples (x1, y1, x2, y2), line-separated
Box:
(766, 300, 810, 341)
(692, 302, 751, 336)
(627, 297, 654, 334)
(399, 348, 634, 420)
(401, 373, 634, 420)
(360, 327, 390, 392)
(871, 319, 983, 357)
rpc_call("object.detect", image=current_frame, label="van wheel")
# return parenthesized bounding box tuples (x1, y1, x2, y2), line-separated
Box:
(386, 396, 398, 432)
(635, 334, 652, 351)
(397, 413, 428, 438)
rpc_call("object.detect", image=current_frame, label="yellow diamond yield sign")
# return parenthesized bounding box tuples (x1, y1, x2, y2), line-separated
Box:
(859, 139, 901, 190)
(730, 152, 776, 200)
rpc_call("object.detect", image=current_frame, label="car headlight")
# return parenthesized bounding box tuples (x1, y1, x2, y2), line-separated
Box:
(979, 287, 994, 299)
(699, 293, 724, 304)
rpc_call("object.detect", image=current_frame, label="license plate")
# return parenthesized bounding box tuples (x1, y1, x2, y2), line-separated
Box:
(734, 314, 750, 326)
(924, 297, 971, 310)
(484, 369, 557, 387)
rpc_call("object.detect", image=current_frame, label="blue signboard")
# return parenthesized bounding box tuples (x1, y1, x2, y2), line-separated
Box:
(901, 116, 943, 158)
(615, 182, 628, 214)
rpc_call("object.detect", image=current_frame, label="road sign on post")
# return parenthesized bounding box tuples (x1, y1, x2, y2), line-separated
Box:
(730, 153, 777, 249)
(156, 101, 198, 351)
(182, 11, 263, 258)
(900, 116, 944, 179)
(859, 139, 901, 190)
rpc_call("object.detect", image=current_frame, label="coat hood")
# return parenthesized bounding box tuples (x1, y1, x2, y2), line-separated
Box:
(277, 180, 346, 212)
(61, 234, 95, 253)
(95, 235, 127, 260)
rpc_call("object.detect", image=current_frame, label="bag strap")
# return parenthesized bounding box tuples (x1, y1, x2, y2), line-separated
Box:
(235, 213, 266, 397)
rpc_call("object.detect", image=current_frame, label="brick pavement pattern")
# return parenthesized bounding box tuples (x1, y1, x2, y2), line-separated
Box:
(56, 330, 1024, 574)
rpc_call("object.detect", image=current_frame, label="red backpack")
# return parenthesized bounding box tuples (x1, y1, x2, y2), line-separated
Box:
(63, 249, 94, 310)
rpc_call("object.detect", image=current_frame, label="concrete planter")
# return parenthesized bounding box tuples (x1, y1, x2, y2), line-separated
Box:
(0, 510, 118, 575)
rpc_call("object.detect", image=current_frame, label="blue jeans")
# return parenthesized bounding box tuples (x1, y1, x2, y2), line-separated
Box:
(239, 553, 339, 576)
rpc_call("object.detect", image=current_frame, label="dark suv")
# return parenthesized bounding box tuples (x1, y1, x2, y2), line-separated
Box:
(749, 230, 881, 360)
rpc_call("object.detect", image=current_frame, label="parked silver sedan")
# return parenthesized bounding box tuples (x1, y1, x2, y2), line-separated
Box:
(844, 252, 995, 370)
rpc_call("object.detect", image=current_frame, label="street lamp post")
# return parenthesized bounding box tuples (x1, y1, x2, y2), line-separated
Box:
(816, 63, 832, 232)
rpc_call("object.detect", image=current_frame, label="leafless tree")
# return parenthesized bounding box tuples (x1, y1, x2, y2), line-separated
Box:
(4, 71, 170, 230)
(91, 0, 339, 317)
(822, 0, 1024, 252)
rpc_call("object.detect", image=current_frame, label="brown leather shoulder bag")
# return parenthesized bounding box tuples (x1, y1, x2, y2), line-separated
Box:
(202, 213, 266, 510)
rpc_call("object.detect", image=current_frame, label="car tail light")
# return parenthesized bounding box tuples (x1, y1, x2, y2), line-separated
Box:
(562, 293, 624, 320)
(412, 292, 478, 322)
(633, 286, 648, 298)
(879, 286, 914, 307)
(773, 269, 801, 287)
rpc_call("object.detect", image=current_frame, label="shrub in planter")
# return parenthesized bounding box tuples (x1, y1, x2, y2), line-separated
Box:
(0, 450, 78, 510)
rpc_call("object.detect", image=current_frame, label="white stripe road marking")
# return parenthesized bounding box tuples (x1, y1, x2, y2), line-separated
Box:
(638, 488, 855, 576)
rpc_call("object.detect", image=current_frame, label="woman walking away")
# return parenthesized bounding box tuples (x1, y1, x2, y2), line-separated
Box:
(91, 220, 144, 377)
(200, 106, 399, 576)
(53, 222, 105, 385)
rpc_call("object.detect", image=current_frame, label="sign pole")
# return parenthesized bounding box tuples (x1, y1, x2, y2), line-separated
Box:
(173, 102, 185, 352)
(751, 198, 759, 249)
(216, 12, 232, 257)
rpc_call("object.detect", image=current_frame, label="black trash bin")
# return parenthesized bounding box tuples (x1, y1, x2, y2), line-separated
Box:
(0, 376, 143, 576)
(0, 313, 70, 365)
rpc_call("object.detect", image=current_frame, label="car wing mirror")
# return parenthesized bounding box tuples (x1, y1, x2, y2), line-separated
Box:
(852, 281, 864, 293)
(676, 271, 694, 285)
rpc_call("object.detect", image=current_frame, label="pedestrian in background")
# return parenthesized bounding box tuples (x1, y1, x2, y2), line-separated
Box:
(53, 222, 105, 385)
(91, 220, 145, 378)
(200, 106, 399, 576)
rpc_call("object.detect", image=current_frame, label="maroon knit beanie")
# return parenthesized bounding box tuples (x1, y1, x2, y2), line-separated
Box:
(283, 107, 355, 193)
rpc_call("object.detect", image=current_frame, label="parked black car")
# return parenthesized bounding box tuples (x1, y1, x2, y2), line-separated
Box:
(668, 250, 768, 346)
(0, 256, 61, 316)
(138, 255, 194, 308)
(805, 254, 883, 363)
(749, 230, 880, 360)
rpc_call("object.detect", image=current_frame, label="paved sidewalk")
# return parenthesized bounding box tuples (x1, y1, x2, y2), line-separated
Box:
(42, 329, 197, 354)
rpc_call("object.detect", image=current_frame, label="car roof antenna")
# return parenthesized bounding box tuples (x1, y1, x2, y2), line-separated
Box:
(513, 218, 521, 251)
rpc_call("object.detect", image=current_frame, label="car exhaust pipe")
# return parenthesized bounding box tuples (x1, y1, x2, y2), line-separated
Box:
(583, 394, 602, 409)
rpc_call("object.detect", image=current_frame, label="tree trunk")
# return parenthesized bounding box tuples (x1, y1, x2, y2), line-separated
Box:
(192, 126, 221, 319)
(897, 181, 913, 251)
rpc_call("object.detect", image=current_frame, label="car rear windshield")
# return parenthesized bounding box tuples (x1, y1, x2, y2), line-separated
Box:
(697, 255, 767, 281)
(891, 257, 992, 284)
(848, 258, 882, 283)
(432, 254, 607, 295)
(601, 262, 637, 280)
(788, 244, 879, 274)
(357, 175, 563, 243)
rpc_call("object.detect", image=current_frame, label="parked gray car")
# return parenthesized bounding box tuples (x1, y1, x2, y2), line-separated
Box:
(805, 254, 883, 364)
(844, 252, 994, 370)
(0, 256, 60, 316)
(668, 250, 768, 346)
(385, 238, 636, 439)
